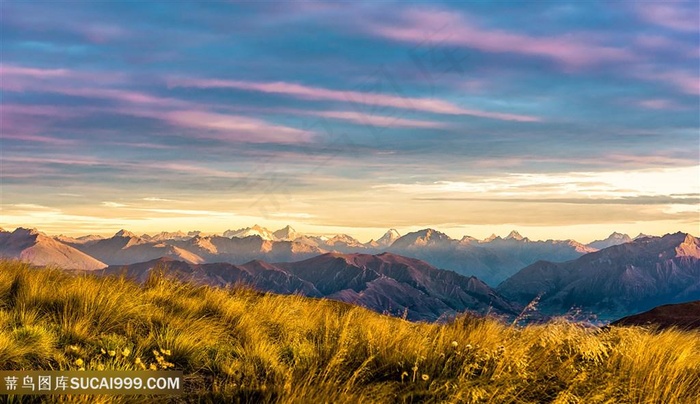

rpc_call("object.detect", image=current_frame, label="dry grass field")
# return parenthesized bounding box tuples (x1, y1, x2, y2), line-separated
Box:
(0, 260, 698, 403)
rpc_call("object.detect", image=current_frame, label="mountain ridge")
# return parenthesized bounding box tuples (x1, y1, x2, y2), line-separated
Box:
(102, 252, 519, 321)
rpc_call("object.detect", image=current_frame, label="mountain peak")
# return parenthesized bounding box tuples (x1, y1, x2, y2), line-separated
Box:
(676, 233, 700, 258)
(482, 233, 500, 242)
(390, 228, 454, 249)
(12, 227, 43, 237)
(376, 229, 401, 246)
(459, 235, 478, 245)
(505, 230, 525, 241)
(114, 229, 138, 238)
(224, 225, 275, 240)
(273, 225, 298, 240)
(384, 228, 400, 237)
(587, 232, 632, 250)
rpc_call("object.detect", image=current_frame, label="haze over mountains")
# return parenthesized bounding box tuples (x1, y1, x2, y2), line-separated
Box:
(498, 232, 700, 319)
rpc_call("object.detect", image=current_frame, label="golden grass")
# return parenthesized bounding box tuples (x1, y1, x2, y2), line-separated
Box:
(0, 260, 698, 403)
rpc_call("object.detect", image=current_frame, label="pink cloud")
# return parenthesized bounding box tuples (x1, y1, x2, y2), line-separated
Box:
(1, 133, 76, 145)
(2, 65, 312, 144)
(0, 64, 69, 78)
(366, 9, 634, 68)
(638, 70, 700, 95)
(163, 110, 312, 143)
(1, 104, 84, 118)
(636, 2, 699, 33)
(312, 110, 448, 128)
(0, 64, 127, 91)
(168, 78, 540, 122)
(229, 106, 450, 128)
(636, 99, 680, 110)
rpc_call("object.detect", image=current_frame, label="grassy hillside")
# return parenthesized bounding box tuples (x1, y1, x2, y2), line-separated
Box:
(0, 260, 698, 403)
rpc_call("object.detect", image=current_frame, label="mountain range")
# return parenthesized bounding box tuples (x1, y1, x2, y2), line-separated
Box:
(3, 225, 645, 286)
(3, 225, 698, 322)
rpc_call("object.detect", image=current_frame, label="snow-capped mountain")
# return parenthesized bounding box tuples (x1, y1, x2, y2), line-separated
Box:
(387, 229, 594, 285)
(586, 232, 632, 250)
(505, 230, 527, 241)
(372, 229, 401, 248)
(223, 225, 276, 240)
(141, 231, 193, 242)
(390, 228, 456, 249)
(324, 234, 366, 250)
(55, 234, 105, 245)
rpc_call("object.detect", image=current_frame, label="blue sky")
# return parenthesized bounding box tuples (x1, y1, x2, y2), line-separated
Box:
(1, 1, 698, 241)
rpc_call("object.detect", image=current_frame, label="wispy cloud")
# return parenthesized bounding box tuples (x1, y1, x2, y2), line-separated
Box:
(635, 99, 683, 110)
(1, 134, 76, 145)
(365, 8, 634, 68)
(143, 197, 179, 202)
(376, 165, 700, 200)
(268, 212, 316, 219)
(310, 110, 448, 128)
(168, 77, 541, 122)
(416, 195, 700, 206)
(0, 64, 70, 78)
(163, 110, 312, 143)
(101, 201, 127, 208)
(635, 2, 699, 33)
(137, 208, 230, 216)
(3, 64, 313, 144)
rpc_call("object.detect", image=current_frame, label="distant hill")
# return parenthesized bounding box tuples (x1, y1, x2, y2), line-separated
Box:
(498, 232, 700, 319)
(610, 301, 700, 330)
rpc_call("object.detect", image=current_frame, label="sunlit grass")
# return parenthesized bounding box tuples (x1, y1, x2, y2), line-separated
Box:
(0, 259, 698, 403)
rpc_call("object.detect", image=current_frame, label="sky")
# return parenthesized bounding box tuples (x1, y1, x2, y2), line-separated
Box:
(1, 0, 699, 243)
